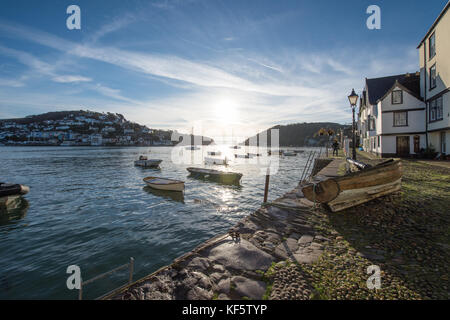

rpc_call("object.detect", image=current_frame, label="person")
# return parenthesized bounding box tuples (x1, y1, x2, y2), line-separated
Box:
(332, 140, 339, 156)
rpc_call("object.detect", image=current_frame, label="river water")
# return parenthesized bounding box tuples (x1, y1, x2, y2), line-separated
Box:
(0, 145, 317, 299)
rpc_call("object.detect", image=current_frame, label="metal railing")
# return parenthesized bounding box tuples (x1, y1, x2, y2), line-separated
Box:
(78, 257, 134, 300)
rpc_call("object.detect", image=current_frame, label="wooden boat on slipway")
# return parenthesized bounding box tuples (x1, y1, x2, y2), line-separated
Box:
(301, 159, 402, 212)
(143, 177, 185, 192)
(187, 167, 243, 184)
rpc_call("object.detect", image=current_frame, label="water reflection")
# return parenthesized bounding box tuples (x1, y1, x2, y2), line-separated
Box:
(0, 197, 29, 226)
(143, 186, 185, 203)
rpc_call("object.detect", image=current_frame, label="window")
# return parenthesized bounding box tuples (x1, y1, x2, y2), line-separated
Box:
(429, 96, 443, 122)
(392, 90, 403, 104)
(430, 64, 437, 89)
(369, 116, 376, 131)
(393, 111, 408, 127)
(429, 33, 436, 59)
(378, 136, 380, 148)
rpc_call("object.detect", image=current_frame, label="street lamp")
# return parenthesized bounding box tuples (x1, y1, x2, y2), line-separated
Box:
(348, 88, 358, 160)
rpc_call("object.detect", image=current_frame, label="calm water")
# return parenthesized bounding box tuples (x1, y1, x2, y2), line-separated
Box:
(0, 146, 316, 299)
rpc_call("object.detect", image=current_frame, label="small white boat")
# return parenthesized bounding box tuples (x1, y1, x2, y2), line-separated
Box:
(207, 151, 222, 156)
(234, 154, 253, 159)
(143, 177, 185, 192)
(134, 156, 162, 168)
(205, 157, 228, 165)
(247, 153, 262, 157)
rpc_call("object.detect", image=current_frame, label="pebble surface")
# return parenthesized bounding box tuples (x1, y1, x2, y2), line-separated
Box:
(107, 156, 450, 300)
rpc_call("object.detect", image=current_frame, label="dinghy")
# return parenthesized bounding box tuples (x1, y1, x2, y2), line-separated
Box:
(143, 177, 185, 192)
(134, 156, 162, 168)
(301, 159, 402, 212)
(187, 167, 243, 184)
(207, 151, 222, 156)
(204, 157, 228, 165)
(234, 154, 253, 159)
(0, 183, 30, 209)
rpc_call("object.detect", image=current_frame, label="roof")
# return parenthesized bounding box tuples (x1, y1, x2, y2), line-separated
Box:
(417, 1, 450, 48)
(365, 73, 421, 105)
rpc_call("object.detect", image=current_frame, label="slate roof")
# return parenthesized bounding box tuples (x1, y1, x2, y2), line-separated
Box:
(365, 73, 421, 105)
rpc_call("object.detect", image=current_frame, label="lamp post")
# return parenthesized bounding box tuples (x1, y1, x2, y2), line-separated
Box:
(348, 88, 359, 160)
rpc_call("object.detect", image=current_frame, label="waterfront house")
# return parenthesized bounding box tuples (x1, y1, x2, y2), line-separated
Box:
(418, 1, 450, 156)
(358, 72, 426, 157)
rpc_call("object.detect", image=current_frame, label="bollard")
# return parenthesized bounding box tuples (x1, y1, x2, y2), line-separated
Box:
(263, 166, 270, 203)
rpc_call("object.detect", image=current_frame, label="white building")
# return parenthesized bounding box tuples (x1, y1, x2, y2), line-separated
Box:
(418, 1, 450, 156)
(359, 73, 426, 157)
(90, 134, 103, 146)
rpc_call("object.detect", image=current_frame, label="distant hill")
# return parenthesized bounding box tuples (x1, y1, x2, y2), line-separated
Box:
(0, 110, 213, 146)
(242, 122, 349, 147)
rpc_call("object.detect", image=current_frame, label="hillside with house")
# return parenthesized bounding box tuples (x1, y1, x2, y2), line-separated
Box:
(0, 110, 212, 147)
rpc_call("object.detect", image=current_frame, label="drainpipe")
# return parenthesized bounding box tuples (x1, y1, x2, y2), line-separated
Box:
(424, 43, 429, 149)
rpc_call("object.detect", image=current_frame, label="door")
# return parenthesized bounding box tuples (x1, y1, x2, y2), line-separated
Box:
(414, 135, 420, 153)
(441, 132, 447, 154)
(396, 136, 410, 157)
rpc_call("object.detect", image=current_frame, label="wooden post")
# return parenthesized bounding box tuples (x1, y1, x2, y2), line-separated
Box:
(263, 166, 270, 203)
(128, 257, 134, 284)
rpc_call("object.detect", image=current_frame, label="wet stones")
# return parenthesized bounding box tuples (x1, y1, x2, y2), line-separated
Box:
(230, 276, 266, 300)
(207, 239, 274, 271)
(186, 257, 211, 272)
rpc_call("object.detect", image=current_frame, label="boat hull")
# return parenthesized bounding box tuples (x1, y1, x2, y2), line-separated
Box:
(204, 157, 228, 165)
(143, 177, 185, 192)
(134, 159, 162, 168)
(187, 167, 242, 184)
(301, 159, 402, 212)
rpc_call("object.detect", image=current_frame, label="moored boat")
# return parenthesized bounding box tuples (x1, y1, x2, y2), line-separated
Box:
(204, 157, 229, 165)
(282, 151, 297, 156)
(186, 146, 200, 150)
(187, 167, 243, 184)
(207, 151, 222, 156)
(134, 156, 162, 168)
(234, 154, 253, 159)
(247, 153, 262, 157)
(301, 159, 402, 212)
(143, 177, 185, 192)
(0, 183, 30, 209)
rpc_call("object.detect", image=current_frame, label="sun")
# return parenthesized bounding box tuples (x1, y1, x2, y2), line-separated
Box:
(214, 97, 240, 124)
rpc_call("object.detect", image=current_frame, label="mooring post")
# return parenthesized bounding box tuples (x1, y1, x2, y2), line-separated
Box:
(263, 166, 270, 203)
(128, 257, 134, 284)
(78, 283, 83, 300)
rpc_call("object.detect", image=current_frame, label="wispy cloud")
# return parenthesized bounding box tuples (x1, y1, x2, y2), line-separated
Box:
(0, 15, 419, 136)
(52, 75, 92, 83)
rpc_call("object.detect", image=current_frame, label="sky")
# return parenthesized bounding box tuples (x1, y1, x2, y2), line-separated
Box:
(0, 0, 448, 140)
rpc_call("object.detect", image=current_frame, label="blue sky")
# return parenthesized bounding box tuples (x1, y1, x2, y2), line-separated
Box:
(0, 0, 447, 138)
